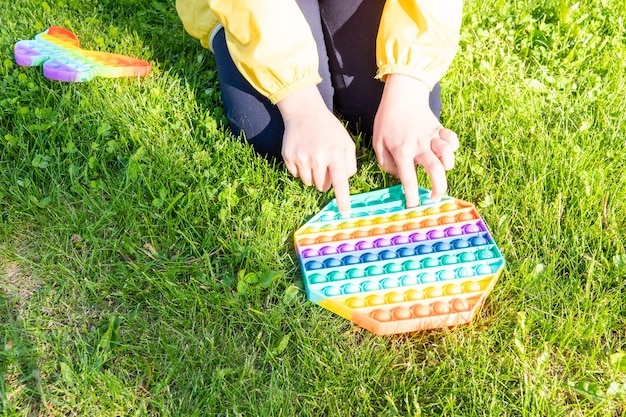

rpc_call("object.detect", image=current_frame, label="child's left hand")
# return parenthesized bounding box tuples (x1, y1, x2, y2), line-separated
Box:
(372, 74, 459, 207)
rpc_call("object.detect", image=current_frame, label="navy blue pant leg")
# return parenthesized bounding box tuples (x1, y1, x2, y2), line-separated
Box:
(212, 0, 333, 159)
(211, 0, 442, 158)
(318, 0, 442, 137)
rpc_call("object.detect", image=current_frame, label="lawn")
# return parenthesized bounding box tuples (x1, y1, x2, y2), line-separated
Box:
(1, 0, 625, 415)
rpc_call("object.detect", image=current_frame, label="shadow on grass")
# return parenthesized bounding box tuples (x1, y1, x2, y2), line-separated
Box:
(0, 266, 45, 415)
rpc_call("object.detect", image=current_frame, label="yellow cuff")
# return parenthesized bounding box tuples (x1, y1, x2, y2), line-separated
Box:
(268, 74, 322, 104)
(375, 64, 440, 90)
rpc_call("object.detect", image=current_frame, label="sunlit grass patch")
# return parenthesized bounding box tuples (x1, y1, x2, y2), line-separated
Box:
(1, 0, 625, 415)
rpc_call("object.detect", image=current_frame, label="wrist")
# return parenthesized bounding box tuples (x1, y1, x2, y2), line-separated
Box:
(277, 84, 326, 120)
(383, 74, 431, 105)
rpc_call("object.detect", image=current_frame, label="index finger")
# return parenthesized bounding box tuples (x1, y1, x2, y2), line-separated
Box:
(330, 167, 351, 215)
(419, 152, 448, 201)
(395, 155, 420, 208)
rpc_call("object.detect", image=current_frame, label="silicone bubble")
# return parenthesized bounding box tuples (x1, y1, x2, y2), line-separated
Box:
(374, 238, 393, 248)
(328, 271, 346, 281)
(470, 236, 489, 246)
(341, 284, 361, 294)
(309, 273, 327, 284)
(338, 221, 356, 229)
(385, 292, 405, 304)
(422, 258, 440, 268)
(444, 284, 463, 296)
(412, 304, 432, 318)
(371, 309, 393, 322)
(463, 223, 482, 234)
(459, 252, 477, 262)
(452, 239, 470, 249)
(298, 237, 317, 246)
(323, 258, 343, 268)
(316, 235, 334, 244)
(362, 281, 380, 292)
(445, 226, 464, 237)
(403, 260, 421, 271)
(320, 246, 339, 256)
(405, 222, 422, 231)
(440, 203, 459, 212)
(392, 307, 412, 320)
(425, 287, 444, 298)
(477, 249, 496, 260)
(352, 230, 370, 238)
(432, 301, 452, 315)
(422, 218, 439, 228)
(464, 281, 482, 292)
(360, 253, 379, 263)
(440, 255, 458, 265)
(346, 297, 366, 308)
(301, 248, 318, 258)
(409, 232, 428, 241)
(452, 298, 471, 312)
(475, 264, 494, 275)
(386, 224, 405, 234)
(379, 250, 397, 260)
(366, 265, 385, 276)
(306, 261, 324, 271)
(419, 272, 438, 283)
(342, 255, 361, 265)
(338, 243, 357, 253)
(397, 247, 415, 257)
(455, 267, 473, 278)
(457, 212, 475, 222)
(438, 270, 456, 281)
(366, 294, 385, 306)
(416, 245, 435, 255)
(433, 242, 452, 252)
(347, 269, 366, 279)
(380, 277, 400, 289)
(356, 241, 375, 251)
(405, 289, 424, 301)
(384, 263, 404, 274)
(427, 230, 446, 240)
(323, 286, 341, 297)
(392, 235, 411, 245)
(400, 275, 419, 286)
(334, 232, 353, 242)
(439, 215, 457, 225)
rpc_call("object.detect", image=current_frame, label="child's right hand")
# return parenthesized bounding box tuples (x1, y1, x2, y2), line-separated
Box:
(277, 85, 357, 214)
(373, 74, 459, 208)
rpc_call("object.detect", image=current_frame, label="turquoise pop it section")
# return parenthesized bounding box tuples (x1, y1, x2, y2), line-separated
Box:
(294, 185, 505, 335)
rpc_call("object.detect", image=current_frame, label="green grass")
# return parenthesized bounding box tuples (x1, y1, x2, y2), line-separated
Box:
(1, 0, 625, 415)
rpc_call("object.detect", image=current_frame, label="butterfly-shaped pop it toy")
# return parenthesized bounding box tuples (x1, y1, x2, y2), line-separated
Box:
(294, 185, 505, 335)
(14, 26, 151, 82)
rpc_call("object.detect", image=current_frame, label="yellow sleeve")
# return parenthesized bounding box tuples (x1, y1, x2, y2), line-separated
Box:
(376, 0, 463, 89)
(176, 0, 220, 50)
(208, 0, 322, 104)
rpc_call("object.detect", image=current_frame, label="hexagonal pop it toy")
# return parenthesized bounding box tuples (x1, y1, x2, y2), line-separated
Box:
(294, 185, 505, 335)
(14, 27, 151, 82)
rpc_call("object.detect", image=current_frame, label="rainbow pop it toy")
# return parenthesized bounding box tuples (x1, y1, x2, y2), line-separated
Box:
(14, 26, 151, 82)
(294, 185, 505, 335)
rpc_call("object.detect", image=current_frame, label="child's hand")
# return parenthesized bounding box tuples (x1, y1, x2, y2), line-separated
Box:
(373, 74, 459, 207)
(278, 85, 357, 214)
